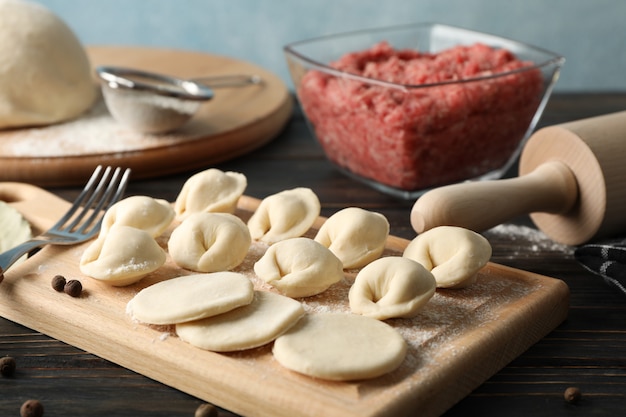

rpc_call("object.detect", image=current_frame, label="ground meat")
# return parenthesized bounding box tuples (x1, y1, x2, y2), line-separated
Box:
(298, 42, 544, 191)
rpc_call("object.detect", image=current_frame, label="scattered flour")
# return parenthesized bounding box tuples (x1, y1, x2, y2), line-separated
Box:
(485, 223, 574, 254)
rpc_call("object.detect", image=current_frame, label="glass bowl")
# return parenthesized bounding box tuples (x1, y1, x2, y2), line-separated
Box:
(284, 23, 564, 199)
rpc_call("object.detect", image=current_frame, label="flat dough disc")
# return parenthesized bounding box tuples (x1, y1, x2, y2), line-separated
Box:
(176, 291, 305, 352)
(126, 272, 254, 325)
(0, 201, 32, 255)
(272, 313, 407, 381)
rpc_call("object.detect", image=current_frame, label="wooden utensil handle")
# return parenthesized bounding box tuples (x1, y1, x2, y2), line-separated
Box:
(410, 160, 579, 234)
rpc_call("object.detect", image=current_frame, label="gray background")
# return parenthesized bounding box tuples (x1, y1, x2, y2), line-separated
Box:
(38, 0, 625, 92)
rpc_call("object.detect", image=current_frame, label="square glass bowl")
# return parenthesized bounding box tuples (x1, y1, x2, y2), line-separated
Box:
(284, 23, 564, 199)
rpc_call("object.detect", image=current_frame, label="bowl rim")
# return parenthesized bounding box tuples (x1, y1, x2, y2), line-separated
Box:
(283, 22, 565, 90)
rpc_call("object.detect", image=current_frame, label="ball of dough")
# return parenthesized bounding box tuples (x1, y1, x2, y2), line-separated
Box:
(273, 313, 407, 381)
(100, 195, 175, 238)
(247, 187, 320, 244)
(176, 291, 305, 352)
(126, 272, 254, 325)
(254, 237, 344, 298)
(174, 168, 247, 220)
(0, 0, 97, 129)
(403, 226, 492, 289)
(314, 207, 389, 269)
(349, 257, 436, 320)
(168, 212, 251, 273)
(79, 225, 166, 286)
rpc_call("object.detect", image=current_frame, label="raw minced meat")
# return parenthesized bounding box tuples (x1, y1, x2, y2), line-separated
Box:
(297, 42, 544, 191)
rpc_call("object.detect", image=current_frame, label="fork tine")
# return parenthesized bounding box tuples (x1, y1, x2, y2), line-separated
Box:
(50, 165, 105, 229)
(76, 167, 131, 235)
(62, 166, 114, 232)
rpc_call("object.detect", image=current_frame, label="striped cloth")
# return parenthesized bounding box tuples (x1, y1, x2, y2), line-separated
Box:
(575, 238, 626, 296)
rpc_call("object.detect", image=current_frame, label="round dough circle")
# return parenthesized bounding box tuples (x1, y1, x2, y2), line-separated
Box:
(174, 168, 247, 219)
(247, 187, 320, 244)
(272, 313, 407, 381)
(0, 201, 32, 257)
(0, 0, 97, 128)
(79, 225, 166, 286)
(314, 207, 389, 269)
(176, 291, 305, 352)
(126, 272, 254, 325)
(254, 237, 344, 298)
(403, 226, 492, 288)
(349, 257, 436, 320)
(168, 212, 251, 273)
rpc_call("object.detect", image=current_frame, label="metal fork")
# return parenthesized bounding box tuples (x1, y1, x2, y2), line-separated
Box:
(0, 165, 131, 277)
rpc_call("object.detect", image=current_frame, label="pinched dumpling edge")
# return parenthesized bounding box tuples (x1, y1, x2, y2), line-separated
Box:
(174, 168, 247, 219)
(247, 187, 321, 244)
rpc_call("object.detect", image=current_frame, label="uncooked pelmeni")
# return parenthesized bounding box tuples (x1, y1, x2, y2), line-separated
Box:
(254, 237, 344, 298)
(79, 225, 166, 286)
(349, 257, 436, 320)
(100, 195, 175, 238)
(0, 0, 96, 129)
(168, 212, 251, 273)
(403, 226, 492, 288)
(174, 168, 247, 219)
(273, 313, 407, 381)
(126, 272, 254, 325)
(314, 207, 389, 269)
(247, 188, 320, 244)
(176, 291, 305, 352)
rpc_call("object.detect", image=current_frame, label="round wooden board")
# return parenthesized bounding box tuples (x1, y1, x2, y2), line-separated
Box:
(0, 46, 293, 186)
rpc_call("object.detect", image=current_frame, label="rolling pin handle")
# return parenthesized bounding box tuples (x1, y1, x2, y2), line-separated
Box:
(410, 160, 579, 234)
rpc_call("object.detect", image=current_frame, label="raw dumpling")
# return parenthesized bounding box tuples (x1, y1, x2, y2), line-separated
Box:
(254, 237, 344, 298)
(0, 201, 32, 267)
(272, 313, 407, 381)
(176, 291, 305, 352)
(168, 212, 251, 273)
(349, 257, 436, 320)
(0, 0, 96, 129)
(314, 207, 389, 269)
(100, 195, 174, 238)
(247, 188, 320, 244)
(174, 168, 246, 219)
(79, 225, 166, 286)
(126, 272, 254, 325)
(403, 226, 492, 288)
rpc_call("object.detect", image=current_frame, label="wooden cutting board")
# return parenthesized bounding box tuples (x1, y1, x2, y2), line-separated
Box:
(0, 183, 569, 417)
(0, 46, 292, 186)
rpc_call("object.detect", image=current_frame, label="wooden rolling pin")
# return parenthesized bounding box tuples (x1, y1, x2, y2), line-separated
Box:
(411, 111, 626, 246)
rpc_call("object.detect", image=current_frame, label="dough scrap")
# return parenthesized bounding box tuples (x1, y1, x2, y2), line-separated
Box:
(0, 201, 32, 264)
(174, 168, 247, 219)
(0, 0, 96, 129)
(80, 225, 166, 286)
(100, 195, 175, 238)
(314, 207, 389, 269)
(273, 313, 407, 381)
(349, 257, 436, 320)
(247, 188, 320, 244)
(126, 272, 254, 325)
(254, 237, 344, 298)
(176, 291, 305, 352)
(168, 212, 251, 273)
(403, 226, 492, 288)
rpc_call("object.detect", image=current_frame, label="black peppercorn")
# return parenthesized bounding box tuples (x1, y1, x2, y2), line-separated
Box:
(63, 279, 82, 297)
(20, 399, 44, 417)
(51, 275, 66, 292)
(195, 403, 218, 417)
(564, 386, 582, 404)
(0, 356, 16, 377)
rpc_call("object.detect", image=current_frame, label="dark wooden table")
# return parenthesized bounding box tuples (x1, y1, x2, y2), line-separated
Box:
(1, 93, 626, 416)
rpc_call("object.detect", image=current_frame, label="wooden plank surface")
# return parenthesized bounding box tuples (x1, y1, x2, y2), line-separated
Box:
(0, 183, 569, 417)
(0, 46, 292, 186)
